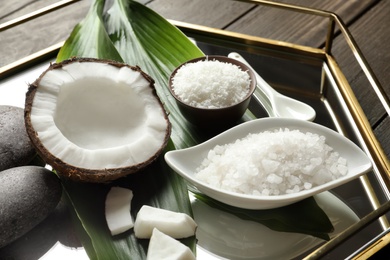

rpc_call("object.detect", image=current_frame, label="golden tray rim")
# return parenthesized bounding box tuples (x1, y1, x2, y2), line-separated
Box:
(1, 0, 389, 258)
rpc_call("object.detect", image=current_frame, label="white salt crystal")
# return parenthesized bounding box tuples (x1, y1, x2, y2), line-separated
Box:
(304, 182, 312, 190)
(261, 158, 280, 172)
(195, 128, 348, 196)
(288, 175, 301, 186)
(338, 164, 348, 175)
(266, 174, 283, 184)
(172, 59, 250, 108)
(262, 189, 270, 196)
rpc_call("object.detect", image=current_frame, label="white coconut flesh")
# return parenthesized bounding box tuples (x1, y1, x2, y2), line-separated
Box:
(134, 205, 197, 239)
(147, 228, 196, 260)
(27, 60, 170, 175)
(105, 187, 134, 236)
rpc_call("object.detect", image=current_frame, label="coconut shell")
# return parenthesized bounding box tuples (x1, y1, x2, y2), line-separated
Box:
(24, 58, 171, 183)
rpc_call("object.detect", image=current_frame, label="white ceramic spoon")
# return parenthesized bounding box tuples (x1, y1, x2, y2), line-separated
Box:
(228, 52, 316, 121)
(165, 118, 372, 209)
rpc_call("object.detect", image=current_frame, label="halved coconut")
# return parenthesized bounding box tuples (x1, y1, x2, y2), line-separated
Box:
(24, 58, 171, 182)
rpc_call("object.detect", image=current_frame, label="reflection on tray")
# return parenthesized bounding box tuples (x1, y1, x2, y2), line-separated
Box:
(0, 191, 358, 260)
(192, 192, 358, 260)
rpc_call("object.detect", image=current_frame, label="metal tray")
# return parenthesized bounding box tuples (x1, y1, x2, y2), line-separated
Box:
(1, 1, 389, 259)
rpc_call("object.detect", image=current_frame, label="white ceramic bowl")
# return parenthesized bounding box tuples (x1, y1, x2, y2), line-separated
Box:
(164, 118, 372, 209)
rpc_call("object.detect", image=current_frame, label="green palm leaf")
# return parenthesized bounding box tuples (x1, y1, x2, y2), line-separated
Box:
(55, 0, 334, 259)
(56, 0, 198, 258)
(63, 142, 195, 260)
(104, 0, 204, 149)
(57, 0, 122, 62)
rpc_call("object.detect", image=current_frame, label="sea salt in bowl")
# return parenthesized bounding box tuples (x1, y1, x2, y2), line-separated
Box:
(169, 56, 256, 128)
(165, 118, 373, 209)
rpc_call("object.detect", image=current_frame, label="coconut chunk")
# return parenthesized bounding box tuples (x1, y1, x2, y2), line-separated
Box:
(146, 228, 196, 260)
(24, 58, 171, 182)
(105, 187, 134, 236)
(134, 205, 197, 239)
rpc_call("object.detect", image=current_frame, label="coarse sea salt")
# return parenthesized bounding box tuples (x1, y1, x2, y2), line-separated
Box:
(195, 128, 348, 196)
(172, 59, 250, 109)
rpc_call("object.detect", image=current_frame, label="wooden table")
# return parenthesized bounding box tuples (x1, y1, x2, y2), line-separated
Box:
(1, 0, 389, 259)
(1, 0, 389, 158)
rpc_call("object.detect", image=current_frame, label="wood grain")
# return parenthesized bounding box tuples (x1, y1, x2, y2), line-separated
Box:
(225, 0, 378, 47)
(146, 0, 255, 28)
(0, 1, 89, 67)
(331, 0, 390, 126)
(375, 117, 390, 157)
(0, 0, 59, 23)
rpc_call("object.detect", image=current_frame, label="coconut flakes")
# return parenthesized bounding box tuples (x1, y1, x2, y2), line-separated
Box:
(171, 59, 250, 108)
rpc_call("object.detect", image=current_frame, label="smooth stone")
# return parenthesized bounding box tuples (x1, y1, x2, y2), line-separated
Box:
(0, 106, 36, 171)
(0, 166, 62, 248)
